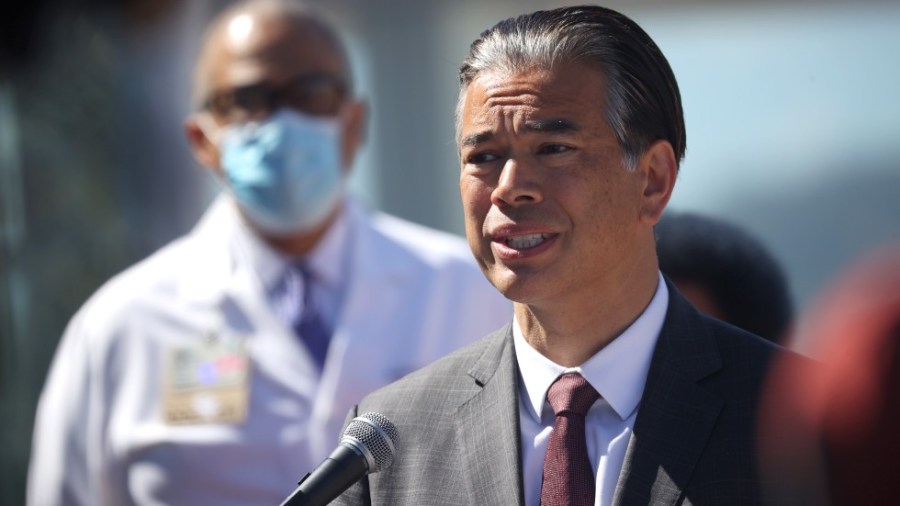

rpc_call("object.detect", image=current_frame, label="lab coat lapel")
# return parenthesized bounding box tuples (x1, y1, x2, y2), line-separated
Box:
(188, 196, 320, 396)
(456, 327, 525, 506)
(612, 288, 723, 506)
(221, 265, 319, 394)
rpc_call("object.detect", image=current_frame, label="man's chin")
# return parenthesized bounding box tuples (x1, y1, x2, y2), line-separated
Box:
(487, 270, 541, 305)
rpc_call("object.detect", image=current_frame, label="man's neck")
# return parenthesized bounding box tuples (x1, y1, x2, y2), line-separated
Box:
(516, 263, 660, 367)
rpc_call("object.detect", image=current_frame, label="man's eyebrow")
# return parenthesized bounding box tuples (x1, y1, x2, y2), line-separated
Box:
(523, 118, 578, 133)
(460, 131, 493, 148)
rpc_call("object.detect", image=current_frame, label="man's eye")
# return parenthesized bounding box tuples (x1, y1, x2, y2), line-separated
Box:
(233, 88, 271, 112)
(538, 144, 571, 155)
(466, 152, 501, 164)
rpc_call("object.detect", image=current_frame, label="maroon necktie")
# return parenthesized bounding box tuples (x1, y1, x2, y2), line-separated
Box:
(540, 373, 600, 506)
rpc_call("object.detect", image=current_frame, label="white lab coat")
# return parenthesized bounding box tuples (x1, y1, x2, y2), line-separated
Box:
(27, 196, 511, 506)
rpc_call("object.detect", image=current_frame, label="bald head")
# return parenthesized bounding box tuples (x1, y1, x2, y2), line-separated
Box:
(191, 0, 352, 110)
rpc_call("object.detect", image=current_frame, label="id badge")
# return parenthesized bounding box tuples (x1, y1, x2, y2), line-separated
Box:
(163, 332, 250, 425)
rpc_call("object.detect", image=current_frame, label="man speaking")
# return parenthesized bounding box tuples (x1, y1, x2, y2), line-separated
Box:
(334, 5, 808, 505)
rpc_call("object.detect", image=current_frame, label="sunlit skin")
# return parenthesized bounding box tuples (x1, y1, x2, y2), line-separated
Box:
(183, 6, 366, 256)
(458, 62, 677, 366)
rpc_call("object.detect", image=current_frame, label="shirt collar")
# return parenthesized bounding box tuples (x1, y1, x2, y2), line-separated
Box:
(513, 272, 669, 422)
(303, 199, 352, 289)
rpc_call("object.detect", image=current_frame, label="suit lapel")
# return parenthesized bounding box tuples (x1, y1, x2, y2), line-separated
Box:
(456, 326, 525, 506)
(613, 285, 724, 506)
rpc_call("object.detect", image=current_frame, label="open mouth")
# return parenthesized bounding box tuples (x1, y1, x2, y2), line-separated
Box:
(504, 233, 550, 249)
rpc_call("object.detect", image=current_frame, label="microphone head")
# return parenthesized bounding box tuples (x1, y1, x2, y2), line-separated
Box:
(341, 412, 399, 474)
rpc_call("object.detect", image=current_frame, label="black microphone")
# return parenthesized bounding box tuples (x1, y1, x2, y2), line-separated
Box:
(279, 412, 399, 506)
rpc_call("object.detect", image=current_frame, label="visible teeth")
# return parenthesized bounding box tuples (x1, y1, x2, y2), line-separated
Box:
(505, 233, 547, 249)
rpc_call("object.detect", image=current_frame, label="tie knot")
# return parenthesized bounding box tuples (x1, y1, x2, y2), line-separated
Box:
(287, 262, 315, 295)
(546, 373, 599, 417)
(291, 261, 314, 282)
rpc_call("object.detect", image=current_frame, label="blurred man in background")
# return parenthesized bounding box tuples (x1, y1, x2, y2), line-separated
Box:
(26, 1, 510, 504)
(655, 211, 794, 344)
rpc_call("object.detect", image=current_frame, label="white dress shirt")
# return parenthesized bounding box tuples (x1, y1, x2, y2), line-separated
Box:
(514, 273, 669, 506)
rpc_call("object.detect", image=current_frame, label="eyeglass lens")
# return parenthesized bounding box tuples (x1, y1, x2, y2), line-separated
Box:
(206, 74, 347, 122)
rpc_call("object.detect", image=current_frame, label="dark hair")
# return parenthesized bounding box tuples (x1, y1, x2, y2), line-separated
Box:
(457, 5, 685, 169)
(656, 212, 794, 343)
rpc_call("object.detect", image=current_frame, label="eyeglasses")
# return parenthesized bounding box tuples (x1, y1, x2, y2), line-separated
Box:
(203, 73, 348, 122)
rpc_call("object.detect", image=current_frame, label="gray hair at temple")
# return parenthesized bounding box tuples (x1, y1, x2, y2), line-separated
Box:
(456, 5, 686, 170)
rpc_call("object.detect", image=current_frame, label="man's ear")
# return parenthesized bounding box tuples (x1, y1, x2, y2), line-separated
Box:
(184, 113, 222, 175)
(340, 99, 367, 174)
(638, 140, 678, 226)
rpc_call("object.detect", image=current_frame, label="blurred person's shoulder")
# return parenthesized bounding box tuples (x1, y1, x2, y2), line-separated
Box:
(67, 198, 236, 347)
(358, 202, 480, 271)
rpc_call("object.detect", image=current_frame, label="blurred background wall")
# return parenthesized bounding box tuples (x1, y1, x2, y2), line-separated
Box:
(2, 0, 898, 503)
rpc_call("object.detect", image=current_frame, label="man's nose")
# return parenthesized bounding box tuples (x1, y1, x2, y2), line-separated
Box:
(490, 157, 544, 207)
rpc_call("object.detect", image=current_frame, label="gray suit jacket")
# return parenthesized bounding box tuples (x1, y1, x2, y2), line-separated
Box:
(333, 285, 801, 505)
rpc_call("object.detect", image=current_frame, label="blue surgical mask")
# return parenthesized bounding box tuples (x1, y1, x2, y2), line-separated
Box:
(212, 108, 344, 236)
